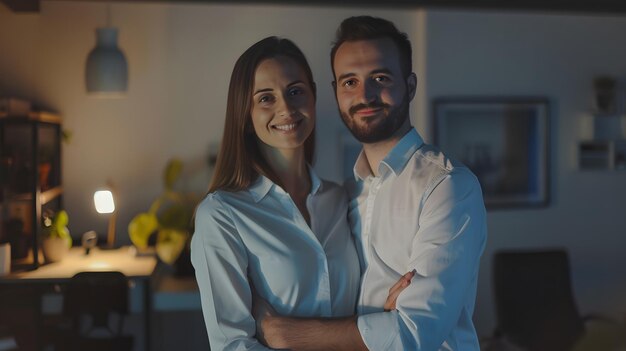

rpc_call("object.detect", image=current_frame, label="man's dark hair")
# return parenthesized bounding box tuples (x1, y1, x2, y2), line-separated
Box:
(331, 16, 412, 78)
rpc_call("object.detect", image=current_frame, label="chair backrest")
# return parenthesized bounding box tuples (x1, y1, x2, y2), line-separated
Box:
(63, 271, 129, 336)
(493, 249, 585, 351)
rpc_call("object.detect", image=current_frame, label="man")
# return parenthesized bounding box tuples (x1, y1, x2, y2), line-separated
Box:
(259, 16, 487, 350)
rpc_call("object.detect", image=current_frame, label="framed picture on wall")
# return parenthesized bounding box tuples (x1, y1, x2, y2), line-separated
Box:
(433, 97, 550, 209)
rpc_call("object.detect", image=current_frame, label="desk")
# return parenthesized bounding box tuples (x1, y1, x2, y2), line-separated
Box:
(0, 246, 157, 351)
(153, 275, 201, 312)
(151, 274, 207, 351)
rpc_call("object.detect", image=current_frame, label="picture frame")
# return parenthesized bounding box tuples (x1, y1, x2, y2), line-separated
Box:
(433, 97, 550, 209)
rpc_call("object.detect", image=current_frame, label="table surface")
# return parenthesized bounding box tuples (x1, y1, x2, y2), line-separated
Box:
(0, 246, 157, 283)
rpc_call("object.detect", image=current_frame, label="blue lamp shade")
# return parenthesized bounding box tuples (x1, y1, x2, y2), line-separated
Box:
(85, 27, 128, 95)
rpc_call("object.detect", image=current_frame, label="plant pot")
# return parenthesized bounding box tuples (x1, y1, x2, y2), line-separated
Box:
(42, 236, 70, 263)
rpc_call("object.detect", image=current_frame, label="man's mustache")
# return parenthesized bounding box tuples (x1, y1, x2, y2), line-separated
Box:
(349, 102, 390, 116)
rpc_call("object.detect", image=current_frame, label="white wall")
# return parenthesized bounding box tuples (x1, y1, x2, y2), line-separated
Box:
(0, 3, 423, 349)
(0, 7, 39, 99)
(1, 1, 423, 245)
(2, 1, 626, 343)
(425, 9, 626, 335)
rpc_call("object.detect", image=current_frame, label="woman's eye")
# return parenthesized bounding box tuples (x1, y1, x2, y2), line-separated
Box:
(258, 95, 273, 103)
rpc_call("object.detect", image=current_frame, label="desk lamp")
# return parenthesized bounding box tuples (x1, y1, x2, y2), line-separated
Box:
(94, 188, 117, 248)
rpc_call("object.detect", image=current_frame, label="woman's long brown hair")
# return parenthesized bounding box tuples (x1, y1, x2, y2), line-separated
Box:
(208, 37, 316, 193)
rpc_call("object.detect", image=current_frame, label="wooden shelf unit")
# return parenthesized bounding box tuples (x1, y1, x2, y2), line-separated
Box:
(0, 111, 63, 270)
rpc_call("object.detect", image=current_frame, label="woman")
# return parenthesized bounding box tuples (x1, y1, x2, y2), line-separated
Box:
(191, 37, 361, 350)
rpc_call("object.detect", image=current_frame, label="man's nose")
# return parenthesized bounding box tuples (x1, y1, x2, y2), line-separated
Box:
(357, 80, 379, 104)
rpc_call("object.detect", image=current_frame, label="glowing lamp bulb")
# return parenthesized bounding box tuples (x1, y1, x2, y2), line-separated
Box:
(94, 190, 115, 214)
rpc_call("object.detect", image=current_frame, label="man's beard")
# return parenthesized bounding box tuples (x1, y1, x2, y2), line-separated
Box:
(340, 93, 410, 144)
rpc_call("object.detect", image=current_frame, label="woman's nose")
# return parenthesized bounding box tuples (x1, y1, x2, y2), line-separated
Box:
(277, 96, 296, 117)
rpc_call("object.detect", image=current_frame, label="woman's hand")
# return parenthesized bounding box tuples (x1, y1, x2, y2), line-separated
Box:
(384, 270, 415, 311)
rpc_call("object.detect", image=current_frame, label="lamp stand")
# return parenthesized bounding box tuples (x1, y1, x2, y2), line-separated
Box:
(101, 210, 117, 249)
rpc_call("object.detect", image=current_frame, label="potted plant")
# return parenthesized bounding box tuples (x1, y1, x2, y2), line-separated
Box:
(128, 159, 201, 268)
(42, 210, 72, 263)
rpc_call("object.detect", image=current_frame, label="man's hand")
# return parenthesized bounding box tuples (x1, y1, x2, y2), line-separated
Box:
(384, 270, 415, 311)
(259, 315, 292, 349)
(250, 271, 413, 350)
(251, 291, 277, 346)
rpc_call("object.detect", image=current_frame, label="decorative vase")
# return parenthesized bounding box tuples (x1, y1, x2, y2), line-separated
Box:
(42, 235, 70, 263)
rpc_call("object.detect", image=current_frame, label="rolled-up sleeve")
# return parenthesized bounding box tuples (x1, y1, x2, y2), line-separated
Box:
(357, 170, 487, 350)
(191, 194, 272, 351)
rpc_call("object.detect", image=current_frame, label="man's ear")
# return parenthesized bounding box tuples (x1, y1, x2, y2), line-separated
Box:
(406, 73, 417, 102)
(332, 80, 337, 94)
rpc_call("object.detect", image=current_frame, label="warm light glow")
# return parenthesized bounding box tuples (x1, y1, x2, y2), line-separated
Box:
(94, 190, 115, 213)
(88, 261, 112, 269)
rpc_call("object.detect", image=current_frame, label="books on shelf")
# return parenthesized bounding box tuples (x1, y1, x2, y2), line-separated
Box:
(579, 140, 626, 170)
(0, 99, 60, 123)
(0, 97, 31, 117)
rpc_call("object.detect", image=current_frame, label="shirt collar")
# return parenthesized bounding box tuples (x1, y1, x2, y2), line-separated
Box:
(353, 128, 424, 181)
(249, 165, 322, 203)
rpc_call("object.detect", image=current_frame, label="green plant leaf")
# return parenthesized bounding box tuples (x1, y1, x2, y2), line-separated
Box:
(156, 229, 188, 265)
(158, 204, 192, 230)
(53, 210, 69, 229)
(128, 212, 159, 249)
(61, 129, 73, 144)
(129, 158, 200, 263)
(148, 195, 166, 214)
(164, 158, 183, 190)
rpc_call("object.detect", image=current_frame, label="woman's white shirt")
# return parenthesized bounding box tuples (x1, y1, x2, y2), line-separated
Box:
(191, 171, 360, 351)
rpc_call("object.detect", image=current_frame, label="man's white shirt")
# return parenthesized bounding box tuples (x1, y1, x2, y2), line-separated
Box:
(346, 128, 487, 350)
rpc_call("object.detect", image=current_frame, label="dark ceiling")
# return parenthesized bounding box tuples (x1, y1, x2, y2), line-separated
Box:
(3, 0, 626, 14)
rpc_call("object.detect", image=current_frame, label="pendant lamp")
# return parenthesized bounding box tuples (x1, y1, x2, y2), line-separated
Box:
(85, 5, 128, 96)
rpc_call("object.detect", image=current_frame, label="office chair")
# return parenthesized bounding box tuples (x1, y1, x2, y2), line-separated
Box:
(491, 249, 586, 351)
(489, 249, 622, 351)
(0, 286, 40, 351)
(59, 271, 134, 351)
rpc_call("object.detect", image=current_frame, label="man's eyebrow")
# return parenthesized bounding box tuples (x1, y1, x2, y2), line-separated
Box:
(253, 88, 272, 96)
(371, 68, 393, 76)
(337, 69, 394, 82)
(336, 72, 355, 82)
(287, 80, 305, 87)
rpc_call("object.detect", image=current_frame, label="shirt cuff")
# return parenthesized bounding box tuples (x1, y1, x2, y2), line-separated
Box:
(357, 311, 401, 350)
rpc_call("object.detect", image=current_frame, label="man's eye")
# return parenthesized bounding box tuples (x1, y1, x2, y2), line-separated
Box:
(342, 80, 356, 87)
(288, 88, 303, 96)
(374, 76, 389, 83)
